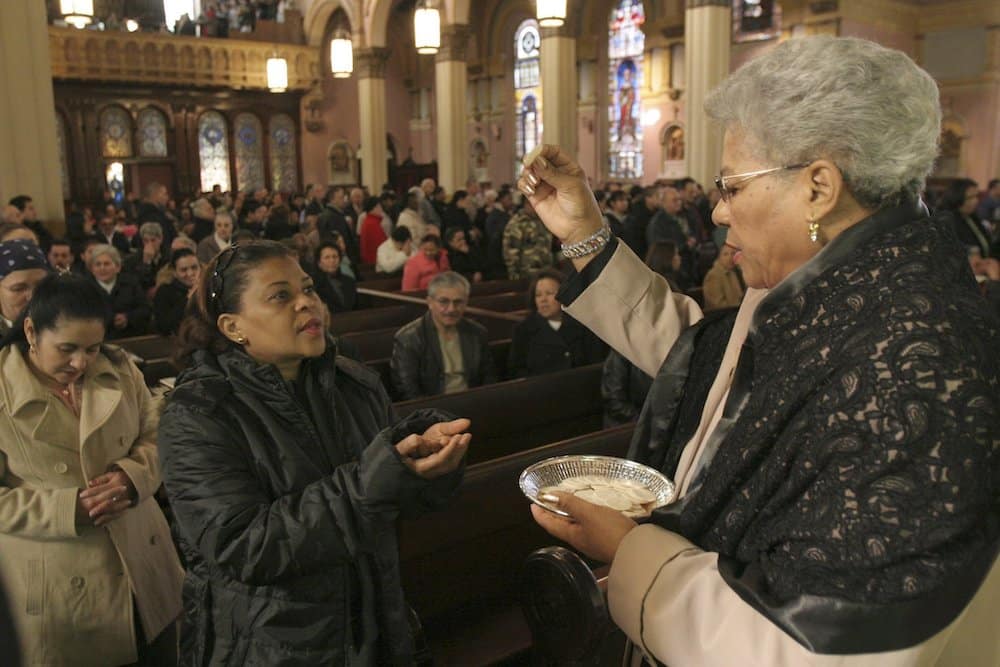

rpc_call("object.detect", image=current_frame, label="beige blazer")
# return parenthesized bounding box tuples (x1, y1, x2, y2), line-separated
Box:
(0, 345, 183, 666)
(567, 242, 998, 666)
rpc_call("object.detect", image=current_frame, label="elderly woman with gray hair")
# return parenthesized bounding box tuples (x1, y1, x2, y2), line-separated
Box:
(520, 37, 998, 665)
(88, 244, 151, 338)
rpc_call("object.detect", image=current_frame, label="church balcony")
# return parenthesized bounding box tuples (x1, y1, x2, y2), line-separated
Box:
(48, 26, 320, 92)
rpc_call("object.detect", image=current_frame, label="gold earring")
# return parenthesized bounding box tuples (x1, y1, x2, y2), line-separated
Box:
(236, 334, 248, 345)
(808, 215, 820, 244)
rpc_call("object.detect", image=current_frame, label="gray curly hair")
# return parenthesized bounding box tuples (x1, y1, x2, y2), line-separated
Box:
(705, 36, 941, 210)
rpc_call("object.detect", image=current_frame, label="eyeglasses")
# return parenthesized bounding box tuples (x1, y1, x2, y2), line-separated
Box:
(209, 245, 239, 315)
(714, 163, 810, 202)
(431, 297, 468, 309)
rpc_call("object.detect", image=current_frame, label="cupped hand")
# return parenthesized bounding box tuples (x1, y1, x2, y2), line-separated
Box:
(79, 470, 136, 527)
(530, 491, 637, 564)
(516, 145, 605, 246)
(393, 418, 472, 478)
(395, 431, 471, 479)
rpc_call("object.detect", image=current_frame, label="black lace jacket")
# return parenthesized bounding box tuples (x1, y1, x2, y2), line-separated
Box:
(631, 202, 999, 654)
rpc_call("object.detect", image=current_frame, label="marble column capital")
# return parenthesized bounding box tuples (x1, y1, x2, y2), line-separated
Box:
(541, 23, 575, 39)
(355, 47, 390, 79)
(435, 24, 470, 63)
(686, 0, 731, 8)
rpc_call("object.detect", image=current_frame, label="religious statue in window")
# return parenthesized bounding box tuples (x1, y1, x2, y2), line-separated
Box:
(616, 61, 638, 142)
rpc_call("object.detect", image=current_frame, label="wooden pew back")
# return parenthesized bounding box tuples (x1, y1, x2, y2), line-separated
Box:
(394, 363, 605, 463)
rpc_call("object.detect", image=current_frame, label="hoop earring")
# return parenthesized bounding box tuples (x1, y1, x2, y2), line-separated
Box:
(808, 216, 821, 244)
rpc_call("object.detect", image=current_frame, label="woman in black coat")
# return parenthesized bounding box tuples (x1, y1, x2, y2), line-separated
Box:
(88, 244, 151, 338)
(312, 241, 358, 313)
(507, 269, 606, 378)
(158, 242, 471, 665)
(937, 178, 991, 258)
(152, 249, 201, 335)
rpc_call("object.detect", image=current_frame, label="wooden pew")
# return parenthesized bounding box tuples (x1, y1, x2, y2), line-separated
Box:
(394, 363, 605, 464)
(115, 334, 174, 361)
(362, 287, 528, 312)
(400, 425, 635, 664)
(341, 315, 516, 363)
(327, 304, 424, 335)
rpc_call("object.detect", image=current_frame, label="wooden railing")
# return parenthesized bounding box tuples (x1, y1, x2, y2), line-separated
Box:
(48, 26, 320, 91)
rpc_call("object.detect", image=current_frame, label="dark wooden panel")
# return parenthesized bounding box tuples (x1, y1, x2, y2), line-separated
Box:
(394, 363, 605, 464)
(400, 425, 634, 622)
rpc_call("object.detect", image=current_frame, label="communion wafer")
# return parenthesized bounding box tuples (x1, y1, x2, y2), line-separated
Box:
(522, 145, 544, 168)
(542, 475, 660, 517)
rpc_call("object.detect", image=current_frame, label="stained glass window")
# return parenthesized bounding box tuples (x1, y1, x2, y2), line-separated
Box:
(234, 112, 265, 192)
(608, 0, 645, 180)
(137, 107, 168, 158)
(99, 106, 133, 158)
(268, 114, 298, 192)
(56, 113, 71, 200)
(513, 19, 542, 179)
(198, 111, 231, 192)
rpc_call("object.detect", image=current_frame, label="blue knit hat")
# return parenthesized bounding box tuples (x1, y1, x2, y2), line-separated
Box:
(0, 240, 50, 281)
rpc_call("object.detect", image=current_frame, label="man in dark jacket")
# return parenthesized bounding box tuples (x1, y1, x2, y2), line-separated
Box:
(318, 186, 360, 264)
(391, 271, 496, 399)
(135, 182, 177, 250)
(623, 186, 659, 259)
(8, 195, 53, 251)
(484, 188, 514, 279)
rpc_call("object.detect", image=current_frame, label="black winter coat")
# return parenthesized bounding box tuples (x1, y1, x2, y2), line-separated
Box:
(312, 269, 358, 313)
(616, 203, 1000, 654)
(507, 311, 606, 379)
(97, 272, 152, 338)
(158, 344, 463, 666)
(600, 349, 653, 427)
(390, 313, 496, 400)
(152, 278, 190, 335)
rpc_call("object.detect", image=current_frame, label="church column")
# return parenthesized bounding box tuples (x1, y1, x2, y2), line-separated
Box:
(0, 0, 65, 227)
(540, 24, 578, 156)
(434, 25, 470, 192)
(684, 0, 731, 188)
(356, 47, 390, 191)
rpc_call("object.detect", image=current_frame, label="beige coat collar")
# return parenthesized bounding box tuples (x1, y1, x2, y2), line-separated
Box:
(0, 345, 123, 447)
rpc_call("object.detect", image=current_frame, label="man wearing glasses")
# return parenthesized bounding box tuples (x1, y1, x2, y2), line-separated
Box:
(390, 271, 497, 400)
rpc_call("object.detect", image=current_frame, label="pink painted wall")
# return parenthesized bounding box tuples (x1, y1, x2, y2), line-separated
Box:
(300, 74, 360, 187)
(941, 85, 1000, 186)
(841, 19, 918, 58)
(577, 106, 600, 182)
(384, 50, 414, 173)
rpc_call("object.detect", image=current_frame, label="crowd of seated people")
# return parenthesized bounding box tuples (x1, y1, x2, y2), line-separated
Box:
(4, 163, 995, 353)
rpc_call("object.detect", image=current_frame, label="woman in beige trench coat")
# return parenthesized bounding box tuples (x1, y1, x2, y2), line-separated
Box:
(0, 274, 183, 665)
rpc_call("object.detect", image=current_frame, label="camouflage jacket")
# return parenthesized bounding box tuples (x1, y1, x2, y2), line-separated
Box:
(502, 212, 555, 280)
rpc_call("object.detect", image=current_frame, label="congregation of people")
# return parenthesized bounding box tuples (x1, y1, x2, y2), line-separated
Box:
(3, 165, 1000, 409)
